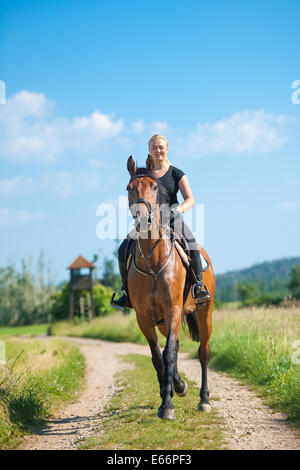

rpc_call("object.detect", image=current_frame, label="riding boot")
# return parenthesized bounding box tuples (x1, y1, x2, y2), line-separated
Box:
(110, 260, 132, 309)
(190, 250, 210, 304)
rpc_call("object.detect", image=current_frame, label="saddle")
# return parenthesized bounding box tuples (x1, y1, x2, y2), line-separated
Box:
(125, 228, 209, 306)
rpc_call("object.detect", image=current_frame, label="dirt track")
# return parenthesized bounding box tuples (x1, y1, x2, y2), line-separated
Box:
(18, 337, 300, 451)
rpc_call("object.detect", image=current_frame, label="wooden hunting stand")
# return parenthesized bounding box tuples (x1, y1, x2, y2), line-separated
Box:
(68, 255, 95, 321)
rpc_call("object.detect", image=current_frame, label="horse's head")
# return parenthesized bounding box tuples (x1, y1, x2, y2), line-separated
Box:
(126, 155, 168, 236)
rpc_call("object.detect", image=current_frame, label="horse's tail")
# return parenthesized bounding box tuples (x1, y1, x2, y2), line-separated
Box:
(182, 311, 200, 342)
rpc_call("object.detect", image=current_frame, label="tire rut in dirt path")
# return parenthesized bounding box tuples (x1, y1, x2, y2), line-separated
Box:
(18, 337, 300, 450)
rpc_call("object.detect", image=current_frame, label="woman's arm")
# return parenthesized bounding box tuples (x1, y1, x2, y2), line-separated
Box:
(177, 175, 195, 214)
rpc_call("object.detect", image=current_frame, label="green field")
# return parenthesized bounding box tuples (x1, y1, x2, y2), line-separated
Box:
(0, 324, 49, 337)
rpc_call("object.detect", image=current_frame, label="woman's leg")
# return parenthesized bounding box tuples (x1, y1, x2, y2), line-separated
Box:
(180, 220, 203, 281)
(172, 215, 210, 303)
(110, 239, 132, 309)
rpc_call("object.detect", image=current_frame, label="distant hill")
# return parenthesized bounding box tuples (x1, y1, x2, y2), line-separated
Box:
(215, 257, 300, 302)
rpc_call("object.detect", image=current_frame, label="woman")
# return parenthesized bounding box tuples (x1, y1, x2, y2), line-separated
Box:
(111, 134, 210, 309)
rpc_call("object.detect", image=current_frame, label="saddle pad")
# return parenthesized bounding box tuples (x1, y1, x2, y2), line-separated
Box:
(174, 241, 209, 271)
(127, 239, 209, 272)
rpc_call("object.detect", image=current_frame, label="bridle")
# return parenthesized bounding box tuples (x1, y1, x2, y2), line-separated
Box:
(129, 173, 154, 218)
(128, 172, 175, 325)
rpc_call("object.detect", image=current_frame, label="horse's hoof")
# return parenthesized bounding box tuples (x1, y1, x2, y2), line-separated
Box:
(157, 407, 176, 420)
(198, 402, 212, 413)
(175, 381, 188, 397)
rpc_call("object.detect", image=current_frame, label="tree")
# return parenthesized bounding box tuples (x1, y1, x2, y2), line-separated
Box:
(237, 281, 258, 305)
(0, 253, 55, 326)
(100, 258, 120, 290)
(288, 264, 300, 299)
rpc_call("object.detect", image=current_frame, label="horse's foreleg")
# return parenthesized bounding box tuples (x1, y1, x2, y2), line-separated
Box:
(196, 304, 213, 412)
(157, 329, 177, 420)
(135, 315, 164, 400)
(148, 340, 164, 399)
(158, 308, 183, 421)
(173, 339, 188, 397)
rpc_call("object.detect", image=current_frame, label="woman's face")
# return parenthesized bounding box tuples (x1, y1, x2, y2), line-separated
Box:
(149, 138, 168, 162)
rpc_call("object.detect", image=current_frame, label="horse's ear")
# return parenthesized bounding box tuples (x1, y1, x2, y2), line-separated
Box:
(146, 154, 155, 171)
(127, 156, 136, 175)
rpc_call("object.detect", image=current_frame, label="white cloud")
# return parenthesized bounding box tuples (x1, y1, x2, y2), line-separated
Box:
(186, 110, 288, 157)
(0, 90, 290, 164)
(286, 179, 300, 185)
(88, 158, 106, 168)
(149, 120, 169, 135)
(131, 119, 145, 135)
(276, 201, 300, 209)
(0, 171, 102, 199)
(0, 175, 35, 197)
(41, 172, 74, 198)
(0, 90, 124, 163)
(0, 207, 47, 225)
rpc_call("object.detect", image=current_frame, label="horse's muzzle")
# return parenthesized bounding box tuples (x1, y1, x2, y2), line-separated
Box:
(134, 215, 152, 233)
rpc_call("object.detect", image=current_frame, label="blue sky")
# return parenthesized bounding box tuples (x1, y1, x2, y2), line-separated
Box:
(0, 0, 299, 283)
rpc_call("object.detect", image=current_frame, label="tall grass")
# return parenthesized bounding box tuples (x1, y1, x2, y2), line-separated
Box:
(49, 313, 149, 345)
(0, 337, 85, 449)
(209, 306, 300, 424)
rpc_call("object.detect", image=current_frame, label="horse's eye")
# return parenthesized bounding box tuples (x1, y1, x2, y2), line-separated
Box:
(152, 185, 158, 191)
(126, 185, 132, 192)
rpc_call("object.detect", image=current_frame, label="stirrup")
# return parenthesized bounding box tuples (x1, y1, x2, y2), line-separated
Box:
(110, 289, 132, 310)
(192, 282, 210, 304)
(110, 289, 126, 311)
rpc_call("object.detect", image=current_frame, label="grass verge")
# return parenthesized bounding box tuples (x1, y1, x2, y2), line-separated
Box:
(208, 306, 300, 426)
(0, 337, 85, 449)
(78, 354, 226, 450)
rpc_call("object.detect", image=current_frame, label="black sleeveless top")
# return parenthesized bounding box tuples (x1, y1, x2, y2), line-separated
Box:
(157, 165, 185, 207)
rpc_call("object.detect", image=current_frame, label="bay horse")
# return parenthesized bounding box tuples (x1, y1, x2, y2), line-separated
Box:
(126, 155, 215, 420)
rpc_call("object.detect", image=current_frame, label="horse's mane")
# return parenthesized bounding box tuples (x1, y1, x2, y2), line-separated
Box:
(130, 167, 170, 207)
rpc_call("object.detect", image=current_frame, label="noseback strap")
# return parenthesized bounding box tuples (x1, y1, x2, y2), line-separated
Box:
(134, 198, 152, 213)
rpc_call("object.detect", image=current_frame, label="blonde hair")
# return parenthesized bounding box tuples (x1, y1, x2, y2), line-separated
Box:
(148, 134, 171, 166)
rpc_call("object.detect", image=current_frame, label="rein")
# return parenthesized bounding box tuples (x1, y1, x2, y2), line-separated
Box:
(129, 172, 175, 325)
(133, 235, 175, 325)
